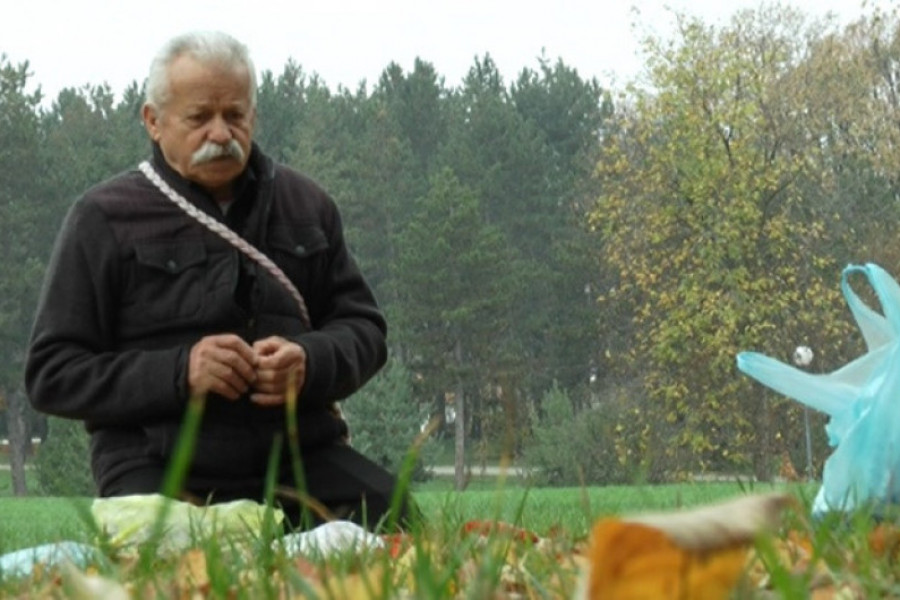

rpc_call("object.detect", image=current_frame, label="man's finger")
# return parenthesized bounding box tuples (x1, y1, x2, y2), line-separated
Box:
(251, 370, 282, 394)
(189, 334, 259, 399)
(220, 349, 257, 384)
(252, 336, 286, 356)
(249, 392, 286, 406)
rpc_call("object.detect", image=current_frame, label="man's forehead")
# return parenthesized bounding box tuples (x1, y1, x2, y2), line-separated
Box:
(180, 96, 252, 109)
(167, 65, 252, 104)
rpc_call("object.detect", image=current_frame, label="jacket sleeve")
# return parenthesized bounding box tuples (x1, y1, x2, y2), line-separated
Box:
(25, 199, 187, 428)
(294, 203, 388, 407)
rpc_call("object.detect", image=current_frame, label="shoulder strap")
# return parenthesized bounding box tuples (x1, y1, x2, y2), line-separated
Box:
(138, 161, 311, 329)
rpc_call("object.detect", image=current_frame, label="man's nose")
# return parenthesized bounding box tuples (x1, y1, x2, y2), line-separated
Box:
(207, 115, 232, 143)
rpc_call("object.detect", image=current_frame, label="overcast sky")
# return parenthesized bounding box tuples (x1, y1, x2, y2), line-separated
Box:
(0, 0, 890, 103)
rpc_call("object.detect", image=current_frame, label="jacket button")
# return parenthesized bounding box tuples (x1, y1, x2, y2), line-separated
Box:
(166, 259, 178, 272)
(294, 244, 306, 255)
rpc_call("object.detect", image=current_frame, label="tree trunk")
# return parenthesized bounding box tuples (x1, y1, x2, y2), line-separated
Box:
(752, 393, 773, 483)
(453, 339, 467, 491)
(454, 386, 466, 491)
(6, 387, 30, 496)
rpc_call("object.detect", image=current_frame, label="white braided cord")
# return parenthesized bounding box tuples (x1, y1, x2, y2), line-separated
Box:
(138, 160, 311, 329)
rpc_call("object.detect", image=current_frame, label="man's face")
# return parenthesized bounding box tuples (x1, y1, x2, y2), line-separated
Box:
(142, 54, 256, 195)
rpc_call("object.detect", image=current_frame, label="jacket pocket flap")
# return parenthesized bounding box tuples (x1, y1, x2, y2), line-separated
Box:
(135, 240, 207, 274)
(270, 225, 328, 258)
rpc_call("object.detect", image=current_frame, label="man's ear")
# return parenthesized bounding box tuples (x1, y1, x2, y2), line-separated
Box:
(142, 104, 162, 141)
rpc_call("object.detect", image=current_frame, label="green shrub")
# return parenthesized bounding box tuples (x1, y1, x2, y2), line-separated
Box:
(522, 382, 632, 486)
(343, 360, 436, 481)
(34, 417, 94, 496)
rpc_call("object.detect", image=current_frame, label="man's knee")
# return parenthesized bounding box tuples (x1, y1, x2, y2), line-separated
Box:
(284, 444, 422, 532)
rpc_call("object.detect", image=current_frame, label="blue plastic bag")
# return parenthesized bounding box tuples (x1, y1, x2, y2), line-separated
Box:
(737, 263, 900, 517)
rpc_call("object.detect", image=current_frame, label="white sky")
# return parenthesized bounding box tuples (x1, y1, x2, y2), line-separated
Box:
(0, 0, 892, 103)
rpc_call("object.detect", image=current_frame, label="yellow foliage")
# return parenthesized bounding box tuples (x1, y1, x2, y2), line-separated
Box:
(590, 4, 863, 472)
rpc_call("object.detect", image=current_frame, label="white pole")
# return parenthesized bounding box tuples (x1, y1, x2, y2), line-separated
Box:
(793, 345, 815, 480)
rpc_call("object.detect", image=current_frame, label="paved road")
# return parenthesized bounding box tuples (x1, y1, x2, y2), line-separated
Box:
(426, 465, 534, 477)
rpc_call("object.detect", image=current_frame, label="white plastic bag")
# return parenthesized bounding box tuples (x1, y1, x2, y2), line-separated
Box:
(279, 520, 384, 557)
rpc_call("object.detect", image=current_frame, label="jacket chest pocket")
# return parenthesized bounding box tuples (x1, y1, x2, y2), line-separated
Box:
(124, 240, 209, 322)
(267, 225, 329, 308)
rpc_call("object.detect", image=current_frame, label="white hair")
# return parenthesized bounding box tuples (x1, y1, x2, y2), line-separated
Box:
(145, 31, 257, 110)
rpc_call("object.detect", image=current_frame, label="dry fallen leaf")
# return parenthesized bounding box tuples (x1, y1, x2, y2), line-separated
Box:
(175, 548, 210, 597)
(746, 529, 833, 592)
(61, 562, 130, 600)
(462, 520, 541, 544)
(868, 523, 900, 561)
(575, 492, 792, 600)
(809, 582, 866, 600)
(319, 565, 386, 600)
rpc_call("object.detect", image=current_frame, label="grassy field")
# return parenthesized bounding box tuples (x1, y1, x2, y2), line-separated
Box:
(0, 473, 807, 553)
(4, 471, 894, 598)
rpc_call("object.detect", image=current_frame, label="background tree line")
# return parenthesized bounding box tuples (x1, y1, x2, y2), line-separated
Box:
(2, 3, 900, 494)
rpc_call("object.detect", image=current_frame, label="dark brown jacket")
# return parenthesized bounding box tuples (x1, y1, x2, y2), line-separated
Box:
(25, 144, 387, 494)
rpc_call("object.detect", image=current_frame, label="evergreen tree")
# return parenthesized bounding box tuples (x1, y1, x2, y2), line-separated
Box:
(393, 169, 519, 471)
(0, 56, 47, 494)
(342, 360, 434, 480)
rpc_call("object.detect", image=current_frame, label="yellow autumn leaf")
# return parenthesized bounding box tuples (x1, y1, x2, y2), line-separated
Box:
(575, 493, 791, 600)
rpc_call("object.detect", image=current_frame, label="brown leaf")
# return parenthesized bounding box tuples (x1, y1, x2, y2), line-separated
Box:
(810, 581, 866, 600)
(576, 493, 792, 600)
(869, 523, 900, 561)
(746, 530, 833, 591)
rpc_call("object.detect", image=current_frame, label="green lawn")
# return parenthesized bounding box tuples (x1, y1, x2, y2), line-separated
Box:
(0, 473, 811, 554)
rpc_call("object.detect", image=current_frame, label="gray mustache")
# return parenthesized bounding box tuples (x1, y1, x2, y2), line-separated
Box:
(190, 140, 245, 166)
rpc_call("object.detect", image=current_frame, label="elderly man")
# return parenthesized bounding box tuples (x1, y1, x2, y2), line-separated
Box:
(25, 31, 414, 531)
